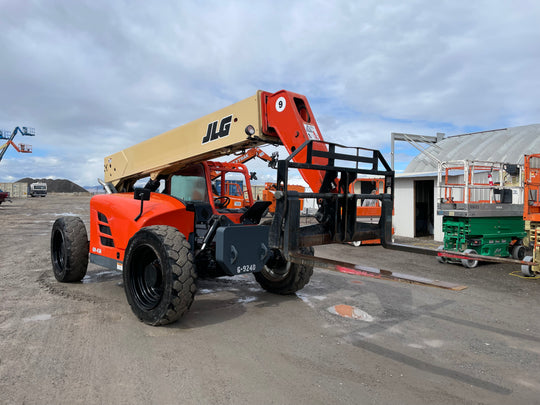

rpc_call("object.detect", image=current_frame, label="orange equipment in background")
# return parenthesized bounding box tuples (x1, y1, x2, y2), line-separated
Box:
(348, 178, 385, 245)
(522, 154, 540, 275)
(0, 126, 34, 164)
(262, 182, 305, 215)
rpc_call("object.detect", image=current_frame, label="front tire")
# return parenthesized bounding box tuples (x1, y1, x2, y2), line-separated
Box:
(50, 216, 89, 282)
(254, 246, 314, 295)
(521, 256, 535, 277)
(123, 226, 197, 326)
(461, 249, 479, 268)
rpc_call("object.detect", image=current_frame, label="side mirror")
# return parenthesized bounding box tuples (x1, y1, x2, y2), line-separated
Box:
(134, 188, 151, 201)
(134, 188, 151, 221)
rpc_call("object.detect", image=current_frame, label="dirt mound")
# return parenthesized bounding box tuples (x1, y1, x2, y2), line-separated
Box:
(17, 178, 89, 194)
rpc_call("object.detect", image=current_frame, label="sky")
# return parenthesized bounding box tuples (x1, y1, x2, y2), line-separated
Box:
(1, 0, 539, 187)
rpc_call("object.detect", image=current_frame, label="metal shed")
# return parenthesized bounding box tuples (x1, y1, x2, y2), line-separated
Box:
(0, 182, 29, 198)
(405, 124, 540, 173)
(393, 124, 540, 241)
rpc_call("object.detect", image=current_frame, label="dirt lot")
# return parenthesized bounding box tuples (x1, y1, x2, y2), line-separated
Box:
(1, 194, 540, 404)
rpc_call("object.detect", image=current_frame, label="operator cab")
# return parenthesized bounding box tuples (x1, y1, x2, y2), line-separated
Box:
(168, 164, 209, 203)
(163, 161, 255, 224)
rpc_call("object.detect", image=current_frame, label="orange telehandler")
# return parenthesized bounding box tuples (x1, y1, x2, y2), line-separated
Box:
(227, 147, 306, 214)
(211, 147, 278, 209)
(50, 90, 459, 326)
(227, 146, 277, 167)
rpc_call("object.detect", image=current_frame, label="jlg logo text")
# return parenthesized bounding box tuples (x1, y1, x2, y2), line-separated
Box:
(202, 115, 232, 144)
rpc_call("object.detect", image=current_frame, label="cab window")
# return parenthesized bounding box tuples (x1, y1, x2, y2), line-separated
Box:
(170, 165, 208, 203)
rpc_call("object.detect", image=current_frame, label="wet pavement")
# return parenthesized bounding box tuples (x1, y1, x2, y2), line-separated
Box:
(1, 194, 540, 404)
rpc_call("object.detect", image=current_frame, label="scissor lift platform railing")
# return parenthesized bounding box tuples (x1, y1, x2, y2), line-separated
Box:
(436, 160, 526, 268)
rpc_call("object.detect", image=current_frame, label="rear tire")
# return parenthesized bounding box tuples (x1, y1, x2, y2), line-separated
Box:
(511, 244, 526, 260)
(51, 216, 89, 282)
(254, 246, 314, 295)
(123, 226, 197, 326)
(436, 245, 447, 264)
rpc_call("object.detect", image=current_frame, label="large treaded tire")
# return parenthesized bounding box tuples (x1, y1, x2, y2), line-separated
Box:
(254, 246, 314, 295)
(51, 216, 89, 282)
(123, 226, 197, 326)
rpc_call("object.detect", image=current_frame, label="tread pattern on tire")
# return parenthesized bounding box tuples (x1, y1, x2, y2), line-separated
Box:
(125, 225, 197, 326)
(51, 216, 89, 282)
(254, 246, 314, 295)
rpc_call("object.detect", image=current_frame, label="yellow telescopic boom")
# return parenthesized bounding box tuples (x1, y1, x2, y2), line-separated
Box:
(104, 91, 275, 191)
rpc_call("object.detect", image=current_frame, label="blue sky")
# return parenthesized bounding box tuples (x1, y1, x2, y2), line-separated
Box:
(1, 0, 539, 187)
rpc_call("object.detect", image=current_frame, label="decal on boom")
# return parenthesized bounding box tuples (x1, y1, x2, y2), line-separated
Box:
(202, 115, 233, 144)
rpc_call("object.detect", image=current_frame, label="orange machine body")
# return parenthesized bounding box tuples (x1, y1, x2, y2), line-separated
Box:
(89, 193, 194, 269)
(261, 90, 328, 193)
(90, 161, 255, 269)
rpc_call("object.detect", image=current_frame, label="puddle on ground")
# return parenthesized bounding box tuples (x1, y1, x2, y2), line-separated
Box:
(237, 296, 258, 304)
(198, 288, 216, 295)
(327, 304, 374, 322)
(296, 293, 328, 308)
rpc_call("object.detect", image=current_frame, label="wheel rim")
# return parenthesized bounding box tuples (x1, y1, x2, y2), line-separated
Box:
(261, 252, 291, 282)
(52, 229, 66, 274)
(129, 245, 164, 311)
(463, 259, 478, 268)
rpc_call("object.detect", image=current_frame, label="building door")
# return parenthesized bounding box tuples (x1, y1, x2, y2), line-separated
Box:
(414, 180, 434, 237)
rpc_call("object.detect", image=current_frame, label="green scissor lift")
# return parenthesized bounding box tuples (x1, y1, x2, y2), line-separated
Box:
(441, 216, 526, 267)
(437, 160, 526, 268)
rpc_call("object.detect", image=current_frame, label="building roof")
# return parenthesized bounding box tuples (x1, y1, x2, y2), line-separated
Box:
(396, 171, 437, 179)
(404, 124, 540, 173)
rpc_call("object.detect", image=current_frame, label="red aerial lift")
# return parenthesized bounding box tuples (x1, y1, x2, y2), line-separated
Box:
(0, 127, 34, 163)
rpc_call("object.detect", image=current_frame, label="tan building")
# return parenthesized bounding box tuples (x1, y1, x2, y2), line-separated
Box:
(0, 182, 29, 198)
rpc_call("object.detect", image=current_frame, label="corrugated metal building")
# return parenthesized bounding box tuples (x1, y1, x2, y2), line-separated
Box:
(394, 124, 540, 241)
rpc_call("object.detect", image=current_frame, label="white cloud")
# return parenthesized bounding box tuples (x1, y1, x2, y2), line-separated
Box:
(1, 0, 539, 186)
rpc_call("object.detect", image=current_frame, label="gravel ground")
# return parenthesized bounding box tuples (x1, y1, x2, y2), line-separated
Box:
(1, 194, 539, 404)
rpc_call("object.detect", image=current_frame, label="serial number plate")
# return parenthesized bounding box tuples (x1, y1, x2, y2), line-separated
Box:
(237, 264, 257, 273)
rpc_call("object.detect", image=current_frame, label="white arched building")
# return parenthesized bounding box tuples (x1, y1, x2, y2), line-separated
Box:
(393, 124, 540, 241)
